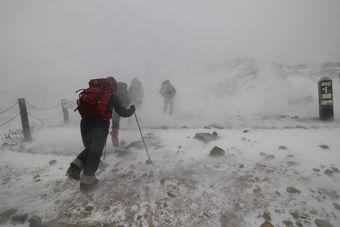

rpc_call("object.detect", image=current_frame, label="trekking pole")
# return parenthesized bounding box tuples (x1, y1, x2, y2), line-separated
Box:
(134, 112, 152, 164)
(103, 143, 107, 160)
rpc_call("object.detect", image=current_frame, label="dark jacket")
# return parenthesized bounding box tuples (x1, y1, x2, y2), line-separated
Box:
(107, 93, 134, 118)
(160, 81, 176, 99)
(129, 78, 144, 103)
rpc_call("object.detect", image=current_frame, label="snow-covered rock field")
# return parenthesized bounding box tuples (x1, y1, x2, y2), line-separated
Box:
(1, 119, 340, 226)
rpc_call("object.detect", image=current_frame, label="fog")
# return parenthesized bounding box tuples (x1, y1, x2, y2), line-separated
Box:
(1, 2, 340, 225)
(1, 0, 340, 127)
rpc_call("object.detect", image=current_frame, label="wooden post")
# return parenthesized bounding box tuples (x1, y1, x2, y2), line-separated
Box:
(62, 99, 69, 124)
(18, 98, 32, 141)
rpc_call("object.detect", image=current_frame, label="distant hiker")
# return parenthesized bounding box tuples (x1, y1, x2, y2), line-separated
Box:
(66, 77, 135, 192)
(111, 82, 131, 151)
(159, 80, 176, 115)
(128, 78, 144, 110)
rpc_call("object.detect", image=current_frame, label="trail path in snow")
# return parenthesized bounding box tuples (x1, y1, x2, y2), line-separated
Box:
(0, 125, 340, 226)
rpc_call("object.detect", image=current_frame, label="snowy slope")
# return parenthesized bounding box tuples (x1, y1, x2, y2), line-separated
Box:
(1, 126, 340, 226)
(1, 59, 340, 226)
(139, 59, 340, 128)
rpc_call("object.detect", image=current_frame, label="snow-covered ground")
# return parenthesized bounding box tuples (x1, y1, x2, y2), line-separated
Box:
(1, 59, 340, 226)
(1, 122, 340, 226)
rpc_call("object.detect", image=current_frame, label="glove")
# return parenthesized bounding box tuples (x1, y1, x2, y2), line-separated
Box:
(129, 105, 136, 113)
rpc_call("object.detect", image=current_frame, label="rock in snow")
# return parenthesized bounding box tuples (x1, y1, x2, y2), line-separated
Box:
(286, 186, 301, 194)
(314, 219, 334, 227)
(194, 131, 218, 143)
(209, 146, 225, 157)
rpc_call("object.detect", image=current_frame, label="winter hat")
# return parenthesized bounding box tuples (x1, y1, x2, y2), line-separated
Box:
(107, 77, 117, 91)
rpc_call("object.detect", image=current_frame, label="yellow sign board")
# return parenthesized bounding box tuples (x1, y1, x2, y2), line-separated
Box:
(321, 100, 333, 105)
(321, 82, 332, 86)
(322, 94, 332, 99)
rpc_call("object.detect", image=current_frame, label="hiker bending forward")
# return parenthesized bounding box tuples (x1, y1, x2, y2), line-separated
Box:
(159, 80, 176, 115)
(128, 78, 144, 110)
(67, 77, 135, 192)
(111, 82, 130, 149)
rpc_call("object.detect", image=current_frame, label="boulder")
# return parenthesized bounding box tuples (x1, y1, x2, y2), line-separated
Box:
(28, 216, 44, 227)
(260, 221, 274, 227)
(286, 186, 301, 194)
(333, 202, 340, 210)
(324, 169, 333, 176)
(194, 132, 218, 143)
(209, 146, 225, 157)
(263, 212, 271, 221)
(319, 144, 329, 149)
(0, 208, 18, 224)
(314, 219, 334, 227)
(282, 220, 293, 226)
(10, 213, 28, 224)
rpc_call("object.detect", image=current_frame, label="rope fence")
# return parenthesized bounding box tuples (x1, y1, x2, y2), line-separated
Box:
(26, 102, 60, 111)
(0, 102, 18, 114)
(0, 113, 20, 127)
(0, 98, 76, 140)
(28, 111, 63, 121)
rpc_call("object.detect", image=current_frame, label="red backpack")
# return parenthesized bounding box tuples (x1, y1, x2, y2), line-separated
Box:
(75, 78, 114, 121)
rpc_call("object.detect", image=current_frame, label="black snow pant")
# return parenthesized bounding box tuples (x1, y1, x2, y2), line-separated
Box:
(76, 119, 109, 176)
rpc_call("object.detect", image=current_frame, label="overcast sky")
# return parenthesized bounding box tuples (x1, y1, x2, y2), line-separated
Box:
(1, 0, 340, 102)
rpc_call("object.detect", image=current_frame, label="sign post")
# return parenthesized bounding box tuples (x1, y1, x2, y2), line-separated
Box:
(318, 77, 334, 120)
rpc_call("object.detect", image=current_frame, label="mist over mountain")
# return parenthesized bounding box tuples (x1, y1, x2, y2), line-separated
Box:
(1, 0, 340, 114)
(138, 58, 340, 128)
(1, 58, 339, 130)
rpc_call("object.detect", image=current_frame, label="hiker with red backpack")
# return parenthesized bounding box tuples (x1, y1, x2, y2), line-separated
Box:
(66, 77, 135, 192)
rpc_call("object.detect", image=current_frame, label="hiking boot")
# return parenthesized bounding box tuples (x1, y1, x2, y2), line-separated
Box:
(66, 164, 81, 181)
(113, 146, 121, 154)
(80, 175, 99, 192)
